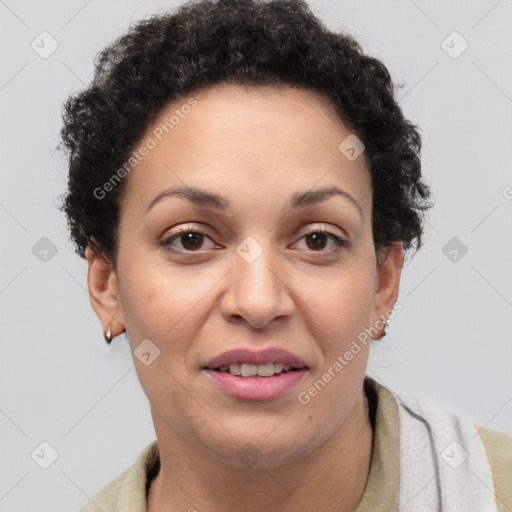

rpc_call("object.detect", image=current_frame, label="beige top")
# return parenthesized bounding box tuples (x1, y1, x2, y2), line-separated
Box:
(80, 377, 512, 511)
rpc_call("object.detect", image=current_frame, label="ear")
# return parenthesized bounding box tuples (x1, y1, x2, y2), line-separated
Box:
(371, 242, 404, 330)
(85, 244, 125, 339)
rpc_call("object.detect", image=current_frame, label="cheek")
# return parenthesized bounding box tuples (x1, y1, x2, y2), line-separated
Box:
(296, 275, 373, 422)
(117, 264, 219, 376)
(118, 263, 199, 336)
(300, 265, 375, 338)
(117, 271, 203, 409)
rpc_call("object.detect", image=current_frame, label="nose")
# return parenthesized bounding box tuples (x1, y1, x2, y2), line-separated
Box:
(220, 240, 294, 329)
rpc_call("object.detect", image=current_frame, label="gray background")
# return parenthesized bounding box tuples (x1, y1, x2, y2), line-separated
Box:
(1, 0, 511, 510)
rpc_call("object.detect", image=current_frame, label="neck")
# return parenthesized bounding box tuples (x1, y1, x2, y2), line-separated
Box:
(148, 390, 373, 512)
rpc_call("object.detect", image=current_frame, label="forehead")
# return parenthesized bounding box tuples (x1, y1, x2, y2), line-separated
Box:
(120, 84, 372, 218)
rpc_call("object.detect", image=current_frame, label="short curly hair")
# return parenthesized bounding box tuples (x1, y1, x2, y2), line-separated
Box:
(58, 0, 433, 267)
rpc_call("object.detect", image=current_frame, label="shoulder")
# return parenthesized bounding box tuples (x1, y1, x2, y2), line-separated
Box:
(368, 377, 512, 510)
(475, 424, 512, 512)
(79, 468, 127, 512)
(79, 440, 159, 512)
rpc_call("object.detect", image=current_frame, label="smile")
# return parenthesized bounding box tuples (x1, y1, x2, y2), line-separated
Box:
(203, 366, 308, 401)
(214, 362, 302, 377)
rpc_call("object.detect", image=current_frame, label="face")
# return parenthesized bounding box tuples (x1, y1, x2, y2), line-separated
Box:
(87, 84, 402, 468)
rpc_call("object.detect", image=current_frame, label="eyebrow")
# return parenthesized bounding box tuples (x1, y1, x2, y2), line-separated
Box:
(145, 185, 363, 219)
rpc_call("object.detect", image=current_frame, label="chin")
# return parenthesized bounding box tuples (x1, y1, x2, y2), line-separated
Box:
(202, 424, 321, 470)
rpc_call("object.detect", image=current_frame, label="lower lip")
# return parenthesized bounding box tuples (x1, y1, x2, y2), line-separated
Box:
(203, 369, 308, 401)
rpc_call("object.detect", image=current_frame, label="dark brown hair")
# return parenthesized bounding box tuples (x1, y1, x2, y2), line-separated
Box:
(59, 0, 433, 266)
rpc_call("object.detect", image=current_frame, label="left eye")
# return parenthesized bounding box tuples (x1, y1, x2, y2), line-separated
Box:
(294, 230, 347, 251)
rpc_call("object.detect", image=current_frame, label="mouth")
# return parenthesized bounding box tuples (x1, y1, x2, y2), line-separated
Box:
(202, 348, 309, 401)
(203, 347, 308, 373)
(208, 362, 306, 378)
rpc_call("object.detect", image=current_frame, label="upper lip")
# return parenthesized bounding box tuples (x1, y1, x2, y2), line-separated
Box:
(203, 348, 308, 370)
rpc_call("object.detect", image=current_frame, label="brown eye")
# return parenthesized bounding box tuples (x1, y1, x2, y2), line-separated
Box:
(161, 230, 215, 252)
(305, 232, 329, 251)
(179, 232, 204, 251)
(295, 229, 347, 252)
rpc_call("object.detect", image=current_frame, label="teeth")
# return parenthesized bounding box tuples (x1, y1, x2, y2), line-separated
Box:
(228, 363, 240, 375)
(217, 362, 297, 377)
(257, 363, 274, 377)
(241, 363, 257, 377)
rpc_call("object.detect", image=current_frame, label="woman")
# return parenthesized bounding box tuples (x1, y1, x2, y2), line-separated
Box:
(59, 0, 511, 510)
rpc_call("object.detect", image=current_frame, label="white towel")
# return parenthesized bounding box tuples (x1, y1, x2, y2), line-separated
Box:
(392, 389, 499, 511)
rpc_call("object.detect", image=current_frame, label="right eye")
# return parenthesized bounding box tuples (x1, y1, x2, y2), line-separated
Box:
(161, 228, 218, 252)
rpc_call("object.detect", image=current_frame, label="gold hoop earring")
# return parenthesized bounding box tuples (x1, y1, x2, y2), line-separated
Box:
(104, 326, 113, 344)
(380, 319, 390, 338)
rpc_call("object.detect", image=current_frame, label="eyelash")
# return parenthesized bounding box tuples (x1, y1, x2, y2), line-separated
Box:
(160, 226, 348, 253)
